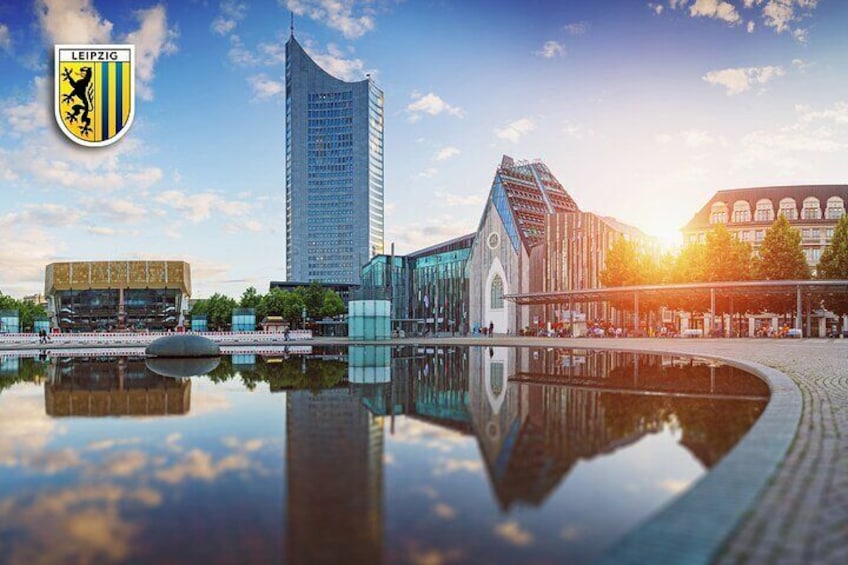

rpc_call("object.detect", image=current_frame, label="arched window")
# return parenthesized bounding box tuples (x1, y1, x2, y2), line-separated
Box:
(732, 200, 751, 222)
(755, 199, 774, 222)
(779, 198, 797, 220)
(490, 363, 505, 396)
(826, 196, 845, 220)
(709, 202, 728, 224)
(490, 275, 504, 310)
(802, 197, 821, 220)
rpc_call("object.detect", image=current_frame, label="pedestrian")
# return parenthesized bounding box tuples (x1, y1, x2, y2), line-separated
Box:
(284, 327, 291, 342)
(488, 320, 494, 337)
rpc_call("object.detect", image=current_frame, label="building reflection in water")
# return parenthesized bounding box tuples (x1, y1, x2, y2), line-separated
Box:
(468, 347, 768, 509)
(281, 344, 767, 563)
(285, 347, 385, 564)
(44, 357, 191, 417)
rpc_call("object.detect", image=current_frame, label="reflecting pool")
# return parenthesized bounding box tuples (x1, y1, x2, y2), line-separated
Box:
(0, 347, 769, 564)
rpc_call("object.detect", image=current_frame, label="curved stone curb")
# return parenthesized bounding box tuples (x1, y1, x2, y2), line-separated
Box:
(597, 357, 800, 565)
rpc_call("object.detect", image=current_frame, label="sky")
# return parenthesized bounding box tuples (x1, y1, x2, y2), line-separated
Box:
(1, 0, 847, 298)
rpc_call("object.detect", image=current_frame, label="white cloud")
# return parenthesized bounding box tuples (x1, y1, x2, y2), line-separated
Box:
(36, 0, 113, 45)
(689, 0, 741, 24)
(84, 197, 148, 222)
(671, 0, 819, 39)
(735, 101, 848, 169)
(25, 203, 85, 226)
(682, 129, 726, 147)
(795, 101, 848, 125)
(494, 521, 535, 547)
(412, 167, 438, 180)
(211, 0, 247, 36)
(535, 40, 564, 59)
(434, 146, 460, 161)
(742, 128, 846, 154)
(123, 5, 179, 101)
(247, 74, 284, 100)
(227, 34, 259, 66)
(306, 42, 372, 82)
(286, 0, 376, 39)
(155, 449, 250, 484)
(223, 220, 263, 234)
(648, 2, 664, 15)
(0, 228, 58, 293)
(153, 190, 251, 222)
(433, 503, 456, 520)
(36, 1, 176, 101)
(3, 77, 51, 134)
(87, 226, 116, 236)
(563, 120, 595, 139)
(386, 216, 471, 253)
(406, 92, 464, 121)
(0, 23, 11, 50)
(434, 191, 484, 207)
(564, 22, 589, 35)
(702, 65, 785, 95)
(792, 27, 808, 43)
(761, 0, 818, 35)
(494, 117, 536, 143)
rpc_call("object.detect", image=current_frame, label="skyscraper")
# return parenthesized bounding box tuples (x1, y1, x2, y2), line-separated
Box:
(285, 32, 385, 284)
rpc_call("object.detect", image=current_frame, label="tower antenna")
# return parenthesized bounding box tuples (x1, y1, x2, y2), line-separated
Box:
(290, 12, 294, 37)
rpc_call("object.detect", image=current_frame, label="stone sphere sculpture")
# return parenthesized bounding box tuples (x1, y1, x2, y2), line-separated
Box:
(145, 334, 220, 358)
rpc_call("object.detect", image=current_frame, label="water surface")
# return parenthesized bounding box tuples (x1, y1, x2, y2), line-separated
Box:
(0, 347, 768, 564)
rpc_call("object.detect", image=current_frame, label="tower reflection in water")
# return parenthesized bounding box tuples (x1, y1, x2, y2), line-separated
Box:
(283, 345, 768, 563)
(44, 357, 192, 417)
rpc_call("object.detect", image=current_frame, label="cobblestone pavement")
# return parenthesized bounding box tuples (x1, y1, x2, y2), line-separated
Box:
(368, 336, 846, 564)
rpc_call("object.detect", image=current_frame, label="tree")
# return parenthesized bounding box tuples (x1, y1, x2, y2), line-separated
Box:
(0, 292, 48, 332)
(818, 214, 848, 279)
(302, 281, 327, 319)
(205, 293, 237, 330)
(670, 241, 708, 284)
(817, 214, 848, 316)
(18, 301, 48, 332)
(239, 286, 263, 309)
(280, 292, 306, 327)
(600, 237, 648, 287)
(191, 299, 208, 318)
(319, 290, 345, 318)
(704, 223, 753, 282)
(261, 288, 288, 317)
(754, 215, 811, 281)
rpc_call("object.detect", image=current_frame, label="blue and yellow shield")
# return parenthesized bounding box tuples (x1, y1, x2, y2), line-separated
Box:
(54, 44, 135, 147)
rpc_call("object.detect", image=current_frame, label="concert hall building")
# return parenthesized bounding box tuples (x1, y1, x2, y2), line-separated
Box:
(44, 260, 191, 332)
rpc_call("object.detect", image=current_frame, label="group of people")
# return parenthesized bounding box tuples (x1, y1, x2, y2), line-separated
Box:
(473, 321, 496, 336)
(37, 329, 51, 344)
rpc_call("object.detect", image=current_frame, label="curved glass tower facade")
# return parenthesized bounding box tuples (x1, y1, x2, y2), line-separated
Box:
(285, 35, 384, 284)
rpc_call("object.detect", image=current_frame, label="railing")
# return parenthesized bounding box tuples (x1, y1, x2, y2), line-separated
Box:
(0, 330, 314, 347)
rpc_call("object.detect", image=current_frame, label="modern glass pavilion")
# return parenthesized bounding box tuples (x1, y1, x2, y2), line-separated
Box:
(506, 280, 848, 337)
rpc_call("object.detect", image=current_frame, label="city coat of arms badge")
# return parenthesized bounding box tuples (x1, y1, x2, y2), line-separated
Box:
(54, 44, 135, 147)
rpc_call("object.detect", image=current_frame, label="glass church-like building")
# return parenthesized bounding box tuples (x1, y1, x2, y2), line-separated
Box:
(285, 32, 385, 284)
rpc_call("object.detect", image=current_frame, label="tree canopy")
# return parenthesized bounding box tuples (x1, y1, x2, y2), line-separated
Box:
(191, 283, 347, 330)
(818, 214, 848, 279)
(754, 215, 810, 281)
(0, 292, 48, 332)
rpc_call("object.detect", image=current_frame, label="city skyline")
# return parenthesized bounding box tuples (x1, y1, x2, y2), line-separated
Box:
(1, 0, 847, 298)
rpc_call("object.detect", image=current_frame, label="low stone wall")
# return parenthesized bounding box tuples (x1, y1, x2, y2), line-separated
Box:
(0, 330, 313, 349)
